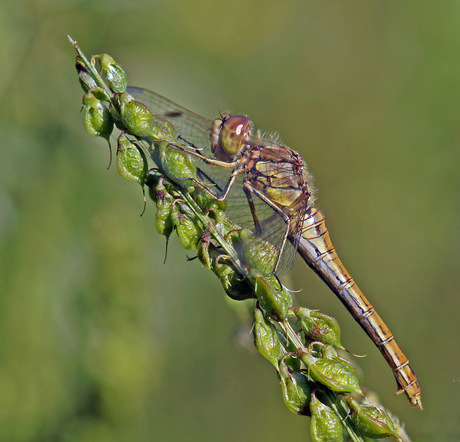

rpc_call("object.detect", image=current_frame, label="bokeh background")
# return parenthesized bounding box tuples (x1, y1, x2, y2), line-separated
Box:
(1, 1, 459, 440)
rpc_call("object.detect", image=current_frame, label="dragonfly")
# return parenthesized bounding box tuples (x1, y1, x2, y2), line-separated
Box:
(126, 86, 422, 410)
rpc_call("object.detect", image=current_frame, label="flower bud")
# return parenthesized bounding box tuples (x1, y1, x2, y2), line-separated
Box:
(115, 93, 174, 142)
(118, 93, 156, 137)
(193, 187, 227, 212)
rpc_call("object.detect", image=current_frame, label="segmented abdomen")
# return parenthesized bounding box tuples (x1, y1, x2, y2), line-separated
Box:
(297, 207, 422, 409)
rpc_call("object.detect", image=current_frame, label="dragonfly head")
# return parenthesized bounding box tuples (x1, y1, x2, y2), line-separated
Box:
(211, 115, 251, 161)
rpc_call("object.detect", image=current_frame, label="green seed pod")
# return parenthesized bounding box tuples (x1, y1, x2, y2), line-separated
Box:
(310, 393, 344, 442)
(279, 361, 313, 415)
(254, 276, 292, 321)
(115, 91, 135, 108)
(118, 94, 156, 137)
(253, 307, 284, 367)
(209, 251, 233, 280)
(116, 133, 148, 186)
(82, 92, 114, 140)
(335, 356, 359, 381)
(171, 207, 201, 250)
(293, 307, 344, 349)
(300, 350, 362, 395)
(158, 142, 196, 193)
(116, 93, 174, 141)
(277, 336, 301, 373)
(94, 53, 127, 93)
(146, 173, 161, 202)
(209, 208, 228, 226)
(205, 245, 254, 300)
(316, 343, 337, 359)
(75, 56, 97, 93)
(213, 215, 240, 244)
(197, 228, 213, 269)
(115, 133, 148, 212)
(88, 86, 111, 102)
(218, 264, 255, 301)
(318, 345, 359, 380)
(154, 179, 174, 238)
(237, 230, 278, 276)
(344, 396, 399, 439)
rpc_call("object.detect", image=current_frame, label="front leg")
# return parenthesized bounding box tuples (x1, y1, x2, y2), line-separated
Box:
(170, 141, 240, 169)
(157, 140, 242, 202)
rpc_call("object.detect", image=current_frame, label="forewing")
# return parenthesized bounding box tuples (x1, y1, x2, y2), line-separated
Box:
(127, 87, 213, 154)
(127, 87, 235, 195)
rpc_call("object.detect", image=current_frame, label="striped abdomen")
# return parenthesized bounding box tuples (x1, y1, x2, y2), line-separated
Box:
(297, 206, 422, 409)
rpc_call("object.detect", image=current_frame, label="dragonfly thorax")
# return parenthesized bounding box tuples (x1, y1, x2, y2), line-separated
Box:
(211, 114, 251, 162)
(245, 143, 312, 214)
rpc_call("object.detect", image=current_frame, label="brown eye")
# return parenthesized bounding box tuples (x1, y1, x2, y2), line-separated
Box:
(219, 115, 251, 156)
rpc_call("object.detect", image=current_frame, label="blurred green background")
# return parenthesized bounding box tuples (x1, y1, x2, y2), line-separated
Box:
(1, 1, 459, 440)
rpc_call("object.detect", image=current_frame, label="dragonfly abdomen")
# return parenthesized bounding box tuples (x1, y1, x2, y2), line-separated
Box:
(297, 207, 422, 409)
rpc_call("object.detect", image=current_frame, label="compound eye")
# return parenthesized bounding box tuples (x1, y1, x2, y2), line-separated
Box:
(219, 115, 251, 156)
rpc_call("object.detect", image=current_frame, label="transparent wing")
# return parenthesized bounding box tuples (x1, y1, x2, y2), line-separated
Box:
(232, 190, 301, 276)
(127, 86, 235, 195)
(127, 86, 213, 154)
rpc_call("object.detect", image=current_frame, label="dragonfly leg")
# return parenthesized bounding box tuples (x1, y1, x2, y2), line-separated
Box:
(170, 141, 239, 169)
(243, 182, 292, 278)
(173, 175, 221, 199)
(243, 186, 262, 236)
(214, 169, 242, 201)
(174, 167, 242, 202)
(162, 141, 244, 202)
